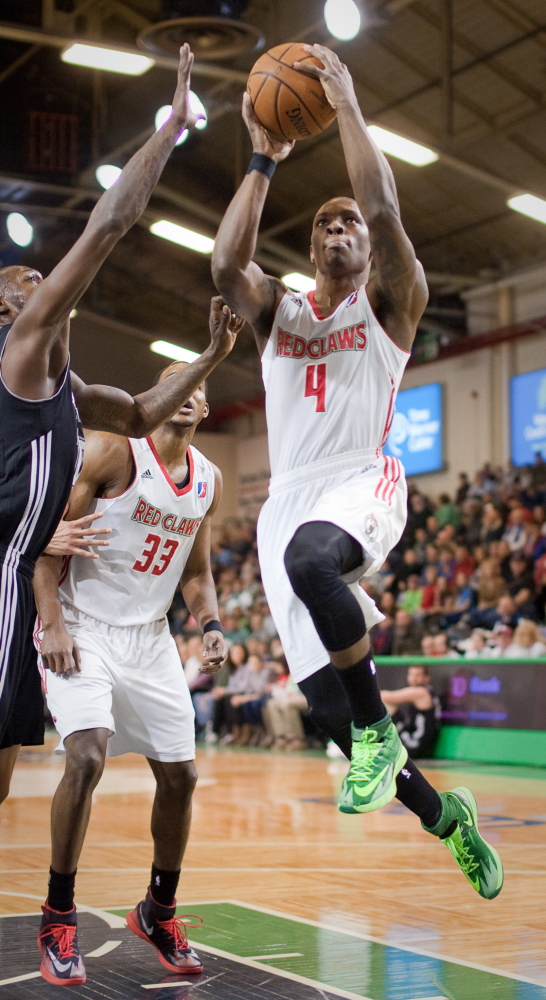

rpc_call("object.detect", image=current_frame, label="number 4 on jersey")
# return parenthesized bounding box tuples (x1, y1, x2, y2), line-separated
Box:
(305, 363, 326, 413)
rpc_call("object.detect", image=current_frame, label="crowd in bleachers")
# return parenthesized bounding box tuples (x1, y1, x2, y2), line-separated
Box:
(169, 455, 546, 747)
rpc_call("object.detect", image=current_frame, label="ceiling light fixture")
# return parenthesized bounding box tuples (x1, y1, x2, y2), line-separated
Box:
(367, 125, 438, 166)
(150, 220, 215, 254)
(7, 212, 33, 247)
(324, 0, 361, 41)
(150, 341, 200, 363)
(155, 93, 207, 146)
(61, 43, 153, 76)
(282, 272, 316, 293)
(95, 164, 122, 190)
(508, 193, 546, 225)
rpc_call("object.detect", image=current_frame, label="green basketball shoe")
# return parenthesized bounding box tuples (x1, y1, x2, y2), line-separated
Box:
(338, 715, 408, 814)
(424, 786, 504, 899)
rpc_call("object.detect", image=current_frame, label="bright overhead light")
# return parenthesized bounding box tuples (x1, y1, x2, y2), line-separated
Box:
(150, 340, 200, 363)
(368, 125, 438, 166)
(61, 43, 153, 76)
(7, 212, 33, 247)
(508, 193, 546, 225)
(155, 92, 207, 145)
(69, 309, 78, 319)
(155, 105, 188, 146)
(282, 272, 316, 293)
(190, 92, 207, 130)
(95, 164, 122, 190)
(324, 0, 361, 40)
(150, 220, 214, 254)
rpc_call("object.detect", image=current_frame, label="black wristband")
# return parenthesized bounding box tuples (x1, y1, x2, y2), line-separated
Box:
(246, 153, 276, 181)
(203, 620, 222, 635)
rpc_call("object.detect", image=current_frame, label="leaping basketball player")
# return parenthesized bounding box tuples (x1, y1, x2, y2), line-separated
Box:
(32, 297, 241, 986)
(0, 45, 235, 789)
(212, 44, 503, 900)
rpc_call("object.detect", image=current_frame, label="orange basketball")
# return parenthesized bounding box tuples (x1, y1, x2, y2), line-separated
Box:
(247, 42, 337, 142)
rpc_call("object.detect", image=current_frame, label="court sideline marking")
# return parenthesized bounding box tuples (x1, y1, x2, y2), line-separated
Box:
(2, 892, 546, 993)
(221, 899, 546, 989)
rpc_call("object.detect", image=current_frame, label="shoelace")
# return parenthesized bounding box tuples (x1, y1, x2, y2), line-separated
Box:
(445, 828, 479, 875)
(347, 730, 384, 784)
(39, 923, 78, 959)
(157, 914, 204, 953)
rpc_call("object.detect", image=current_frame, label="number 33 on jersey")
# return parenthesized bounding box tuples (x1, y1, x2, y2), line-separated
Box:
(59, 438, 215, 627)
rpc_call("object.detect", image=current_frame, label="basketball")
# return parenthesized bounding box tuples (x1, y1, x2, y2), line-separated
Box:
(247, 42, 337, 142)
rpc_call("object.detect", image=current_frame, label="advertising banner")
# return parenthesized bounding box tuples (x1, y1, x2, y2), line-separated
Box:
(376, 659, 546, 731)
(384, 382, 443, 476)
(510, 367, 546, 466)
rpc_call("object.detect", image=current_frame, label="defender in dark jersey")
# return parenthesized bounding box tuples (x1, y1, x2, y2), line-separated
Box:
(381, 665, 441, 759)
(0, 46, 238, 786)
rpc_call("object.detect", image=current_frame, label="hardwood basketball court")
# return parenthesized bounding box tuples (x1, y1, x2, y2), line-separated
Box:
(1, 738, 545, 998)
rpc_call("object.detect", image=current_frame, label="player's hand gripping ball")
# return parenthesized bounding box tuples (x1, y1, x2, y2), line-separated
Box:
(247, 42, 337, 142)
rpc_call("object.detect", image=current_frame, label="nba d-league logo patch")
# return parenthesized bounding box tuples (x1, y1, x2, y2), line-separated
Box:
(197, 482, 207, 498)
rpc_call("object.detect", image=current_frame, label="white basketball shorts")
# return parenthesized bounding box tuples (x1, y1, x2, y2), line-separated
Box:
(257, 449, 407, 683)
(42, 603, 195, 761)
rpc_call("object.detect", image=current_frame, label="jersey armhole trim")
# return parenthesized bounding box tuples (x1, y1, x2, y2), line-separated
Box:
(0, 354, 71, 403)
(363, 285, 412, 356)
(147, 437, 195, 497)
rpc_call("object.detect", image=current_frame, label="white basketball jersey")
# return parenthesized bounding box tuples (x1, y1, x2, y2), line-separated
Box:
(262, 285, 409, 476)
(60, 438, 215, 626)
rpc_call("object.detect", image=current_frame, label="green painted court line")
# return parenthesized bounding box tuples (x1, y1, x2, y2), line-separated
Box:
(108, 901, 546, 999)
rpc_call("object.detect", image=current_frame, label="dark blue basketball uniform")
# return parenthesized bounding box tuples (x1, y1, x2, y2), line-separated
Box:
(0, 324, 84, 747)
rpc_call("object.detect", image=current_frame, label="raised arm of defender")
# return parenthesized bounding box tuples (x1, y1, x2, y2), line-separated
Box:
(3, 44, 203, 399)
(296, 45, 428, 351)
(212, 94, 294, 344)
(71, 297, 243, 437)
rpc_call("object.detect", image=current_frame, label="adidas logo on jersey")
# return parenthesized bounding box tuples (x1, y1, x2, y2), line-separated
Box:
(141, 469, 153, 480)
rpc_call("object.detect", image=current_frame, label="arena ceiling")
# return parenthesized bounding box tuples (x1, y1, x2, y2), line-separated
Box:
(1, 0, 546, 412)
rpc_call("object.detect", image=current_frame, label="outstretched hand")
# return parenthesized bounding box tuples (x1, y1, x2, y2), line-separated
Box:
(294, 44, 356, 111)
(44, 510, 111, 559)
(171, 43, 205, 131)
(209, 296, 245, 359)
(242, 92, 295, 163)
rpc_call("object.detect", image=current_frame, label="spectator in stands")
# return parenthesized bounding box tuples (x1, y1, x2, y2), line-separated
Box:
(504, 620, 546, 658)
(503, 505, 528, 551)
(398, 574, 423, 615)
(371, 613, 394, 655)
(381, 665, 441, 758)
(480, 503, 505, 546)
(262, 667, 309, 750)
(475, 558, 505, 612)
(221, 611, 250, 644)
(407, 492, 430, 541)
(230, 653, 274, 746)
(456, 472, 470, 505)
(462, 629, 491, 658)
(505, 552, 537, 619)
(392, 609, 424, 655)
(436, 493, 459, 528)
(431, 633, 459, 658)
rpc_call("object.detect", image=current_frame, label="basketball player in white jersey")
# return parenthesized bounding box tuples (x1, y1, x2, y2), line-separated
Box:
(32, 298, 242, 986)
(212, 44, 503, 901)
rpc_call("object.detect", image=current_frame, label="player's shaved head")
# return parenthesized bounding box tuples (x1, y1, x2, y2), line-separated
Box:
(313, 196, 362, 223)
(0, 265, 43, 324)
(154, 360, 207, 397)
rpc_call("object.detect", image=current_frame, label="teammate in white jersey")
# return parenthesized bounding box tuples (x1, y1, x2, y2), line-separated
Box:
(212, 45, 503, 900)
(32, 298, 243, 985)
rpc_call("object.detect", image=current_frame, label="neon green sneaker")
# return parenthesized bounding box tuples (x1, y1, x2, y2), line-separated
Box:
(338, 715, 408, 814)
(424, 786, 504, 899)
